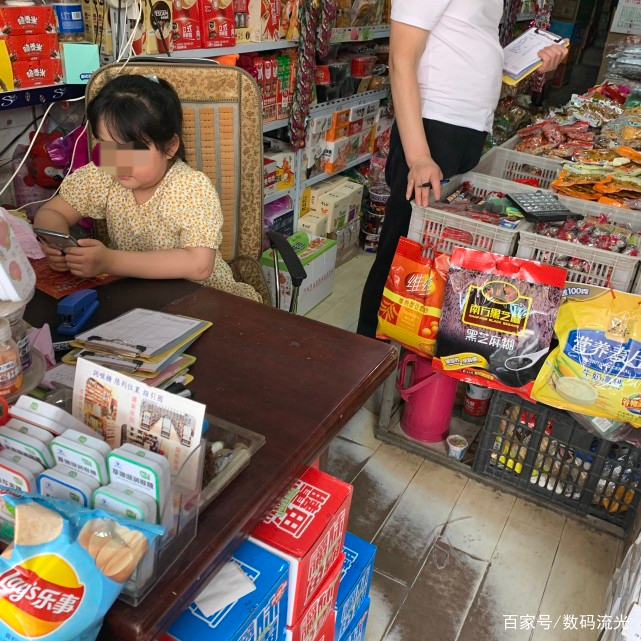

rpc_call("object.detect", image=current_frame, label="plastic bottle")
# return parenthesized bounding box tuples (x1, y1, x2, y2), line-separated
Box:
(49, 0, 85, 41)
(7, 309, 31, 372)
(0, 318, 22, 396)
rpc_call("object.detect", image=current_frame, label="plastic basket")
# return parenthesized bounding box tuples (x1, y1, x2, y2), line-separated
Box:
(475, 147, 563, 189)
(516, 229, 640, 292)
(407, 173, 534, 256)
(473, 391, 641, 531)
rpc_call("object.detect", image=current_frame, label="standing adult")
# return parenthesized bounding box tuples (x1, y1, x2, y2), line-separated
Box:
(357, 0, 567, 338)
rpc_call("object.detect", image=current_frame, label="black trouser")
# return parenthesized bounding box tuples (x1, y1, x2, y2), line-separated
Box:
(357, 119, 487, 338)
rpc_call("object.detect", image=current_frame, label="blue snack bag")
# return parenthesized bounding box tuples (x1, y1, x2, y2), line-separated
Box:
(0, 492, 163, 641)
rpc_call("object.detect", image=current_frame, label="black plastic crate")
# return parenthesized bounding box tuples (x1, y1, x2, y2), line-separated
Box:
(473, 391, 641, 531)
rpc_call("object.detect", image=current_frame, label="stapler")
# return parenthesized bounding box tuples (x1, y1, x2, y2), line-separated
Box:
(57, 289, 99, 336)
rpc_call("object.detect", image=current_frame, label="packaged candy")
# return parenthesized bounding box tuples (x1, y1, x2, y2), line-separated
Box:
(0, 493, 162, 641)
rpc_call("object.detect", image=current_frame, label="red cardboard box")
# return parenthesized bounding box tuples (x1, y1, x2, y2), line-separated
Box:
(199, 0, 235, 48)
(286, 556, 342, 641)
(12, 57, 63, 88)
(248, 0, 279, 41)
(5, 33, 60, 62)
(172, 0, 201, 50)
(0, 5, 56, 36)
(250, 467, 352, 626)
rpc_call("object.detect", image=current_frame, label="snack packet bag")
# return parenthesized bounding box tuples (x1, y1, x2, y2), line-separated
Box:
(433, 248, 566, 400)
(376, 237, 447, 357)
(0, 492, 162, 641)
(532, 285, 641, 427)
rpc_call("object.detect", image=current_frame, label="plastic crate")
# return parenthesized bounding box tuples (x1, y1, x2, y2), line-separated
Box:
(516, 228, 640, 292)
(475, 147, 563, 189)
(407, 173, 535, 256)
(473, 392, 641, 531)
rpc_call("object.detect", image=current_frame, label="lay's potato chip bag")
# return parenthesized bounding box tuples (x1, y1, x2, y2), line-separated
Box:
(0, 492, 162, 641)
(533, 285, 641, 427)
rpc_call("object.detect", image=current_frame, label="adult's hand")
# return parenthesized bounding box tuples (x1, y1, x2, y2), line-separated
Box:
(407, 156, 443, 207)
(538, 44, 568, 73)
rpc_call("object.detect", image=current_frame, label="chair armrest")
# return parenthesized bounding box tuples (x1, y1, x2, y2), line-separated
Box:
(267, 231, 307, 288)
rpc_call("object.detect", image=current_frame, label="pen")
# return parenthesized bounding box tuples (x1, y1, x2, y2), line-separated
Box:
(420, 178, 450, 188)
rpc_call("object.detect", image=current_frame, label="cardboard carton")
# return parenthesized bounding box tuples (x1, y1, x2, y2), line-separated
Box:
(285, 559, 342, 641)
(164, 539, 289, 641)
(326, 123, 349, 143)
(233, 0, 249, 43)
(318, 188, 351, 234)
(298, 212, 328, 238)
(144, 0, 173, 53)
(308, 176, 347, 211)
(61, 42, 100, 84)
(248, 0, 279, 41)
(341, 598, 369, 641)
(5, 33, 60, 62)
(93, 0, 112, 56)
(172, 0, 201, 50)
(12, 57, 63, 88)
(334, 533, 375, 641)
(0, 5, 56, 36)
(199, 0, 235, 48)
(264, 195, 294, 249)
(334, 181, 364, 222)
(322, 138, 350, 174)
(260, 233, 338, 316)
(82, 0, 94, 41)
(264, 139, 296, 191)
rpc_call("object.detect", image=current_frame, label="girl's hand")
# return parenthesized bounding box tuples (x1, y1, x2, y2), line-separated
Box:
(65, 239, 112, 278)
(41, 242, 69, 272)
(538, 44, 568, 74)
(407, 156, 443, 207)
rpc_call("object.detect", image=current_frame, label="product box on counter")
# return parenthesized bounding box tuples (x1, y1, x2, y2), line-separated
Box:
(250, 466, 352, 625)
(298, 211, 328, 238)
(172, 0, 201, 51)
(285, 560, 341, 641)
(342, 598, 370, 641)
(261, 232, 338, 316)
(337, 181, 364, 221)
(264, 196, 294, 249)
(334, 533, 375, 641)
(318, 188, 352, 233)
(200, 0, 235, 47)
(163, 539, 289, 641)
(0, 5, 56, 36)
(248, 0, 279, 41)
(300, 176, 348, 216)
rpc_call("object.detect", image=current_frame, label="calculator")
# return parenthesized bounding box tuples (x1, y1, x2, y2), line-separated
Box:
(507, 191, 580, 222)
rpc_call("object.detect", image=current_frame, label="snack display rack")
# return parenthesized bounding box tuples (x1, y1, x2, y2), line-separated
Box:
(474, 391, 641, 533)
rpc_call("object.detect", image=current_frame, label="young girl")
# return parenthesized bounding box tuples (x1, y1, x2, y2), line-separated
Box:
(34, 74, 260, 302)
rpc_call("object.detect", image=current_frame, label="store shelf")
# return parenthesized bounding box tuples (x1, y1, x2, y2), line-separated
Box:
(303, 153, 374, 189)
(263, 118, 289, 133)
(309, 87, 390, 117)
(0, 83, 85, 111)
(157, 40, 298, 59)
(264, 188, 293, 205)
(330, 25, 390, 43)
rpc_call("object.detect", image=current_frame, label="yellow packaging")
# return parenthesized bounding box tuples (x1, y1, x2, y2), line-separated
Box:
(532, 285, 641, 427)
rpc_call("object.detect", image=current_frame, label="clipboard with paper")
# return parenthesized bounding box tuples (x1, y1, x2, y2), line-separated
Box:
(72, 308, 212, 363)
(502, 27, 570, 86)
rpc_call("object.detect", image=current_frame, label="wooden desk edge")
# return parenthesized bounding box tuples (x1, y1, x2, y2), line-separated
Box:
(104, 345, 398, 641)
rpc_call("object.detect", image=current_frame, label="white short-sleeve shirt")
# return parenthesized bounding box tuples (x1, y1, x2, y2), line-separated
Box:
(391, 0, 504, 133)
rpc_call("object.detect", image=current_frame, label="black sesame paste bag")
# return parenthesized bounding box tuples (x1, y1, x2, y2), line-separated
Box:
(433, 248, 566, 400)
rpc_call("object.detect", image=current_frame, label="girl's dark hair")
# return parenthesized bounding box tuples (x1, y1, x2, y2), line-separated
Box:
(88, 74, 186, 161)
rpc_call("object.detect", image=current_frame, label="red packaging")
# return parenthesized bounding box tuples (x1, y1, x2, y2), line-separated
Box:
(315, 65, 330, 85)
(12, 57, 63, 88)
(172, 0, 201, 51)
(286, 564, 340, 641)
(250, 467, 352, 626)
(348, 119, 363, 136)
(248, 0, 279, 41)
(199, 0, 235, 48)
(350, 55, 376, 78)
(0, 6, 56, 36)
(277, 81, 289, 119)
(5, 33, 60, 62)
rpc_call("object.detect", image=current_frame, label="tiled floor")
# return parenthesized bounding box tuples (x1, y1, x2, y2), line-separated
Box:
(313, 252, 622, 641)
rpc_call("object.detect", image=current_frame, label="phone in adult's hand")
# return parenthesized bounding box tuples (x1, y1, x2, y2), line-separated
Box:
(34, 228, 79, 252)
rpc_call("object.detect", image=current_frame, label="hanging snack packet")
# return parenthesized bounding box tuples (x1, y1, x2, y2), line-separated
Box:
(532, 285, 641, 427)
(0, 493, 162, 641)
(376, 237, 447, 357)
(434, 248, 566, 400)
